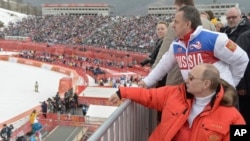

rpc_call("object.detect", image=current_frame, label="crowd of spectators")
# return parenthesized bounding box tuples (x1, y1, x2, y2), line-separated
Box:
(18, 49, 131, 74)
(0, 15, 169, 53)
(46, 88, 79, 115)
(0, 14, 171, 141)
(17, 48, 146, 89)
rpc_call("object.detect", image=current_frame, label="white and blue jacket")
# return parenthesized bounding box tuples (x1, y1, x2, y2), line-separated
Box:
(143, 26, 249, 87)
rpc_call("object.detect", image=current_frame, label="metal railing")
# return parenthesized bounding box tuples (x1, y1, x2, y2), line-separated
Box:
(88, 99, 149, 141)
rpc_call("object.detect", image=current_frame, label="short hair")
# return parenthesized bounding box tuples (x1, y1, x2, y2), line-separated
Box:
(178, 5, 202, 30)
(226, 7, 242, 16)
(205, 10, 215, 20)
(201, 64, 220, 90)
(174, 0, 194, 6)
(157, 21, 169, 27)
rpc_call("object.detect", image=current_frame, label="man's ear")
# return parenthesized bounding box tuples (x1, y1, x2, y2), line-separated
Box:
(186, 21, 192, 28)
(204, 80, 212, 89)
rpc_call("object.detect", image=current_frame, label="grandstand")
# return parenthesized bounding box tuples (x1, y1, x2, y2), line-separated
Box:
(0, 10, 150, 139)
(2, 1, 244, 140)
(0, 35, 149, 140)
(42, 3, 113, 16)
(148, 2, 239, 18)
(0, 3, 215, 140)
(0, 11, 167, 53)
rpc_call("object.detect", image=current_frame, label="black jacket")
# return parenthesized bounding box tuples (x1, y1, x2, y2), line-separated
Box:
(149, 39, 163, 65)
(140, 39, 163, 67)
(221, 16, 250, 42)
(149, 39, 167, 87)
(236, 30, 250, 95)
(140, 39, 167, 87)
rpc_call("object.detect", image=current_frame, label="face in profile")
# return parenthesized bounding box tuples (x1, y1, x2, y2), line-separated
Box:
(185, 66, 206, 97)
(173, 11, 189, 39)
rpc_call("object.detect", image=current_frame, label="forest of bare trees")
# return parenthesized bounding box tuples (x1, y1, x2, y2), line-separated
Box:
(0, 0, 41, 15)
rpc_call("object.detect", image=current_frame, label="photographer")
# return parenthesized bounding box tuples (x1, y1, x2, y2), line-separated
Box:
(0, 124, 14, 141)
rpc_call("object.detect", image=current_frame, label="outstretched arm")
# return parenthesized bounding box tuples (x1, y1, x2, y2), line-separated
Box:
(142, 43, 177, 87)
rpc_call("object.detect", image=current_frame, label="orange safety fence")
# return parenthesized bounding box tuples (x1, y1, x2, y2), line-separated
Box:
(6, 113, 86, 140)
(0, 40, 150, 92)
(0, 56, 88, 95)
(39, 113, 85, 123)
(58, 77, 73, 97)
(0, 40, 151, 139)
(0, 105, 41, 129)
(0, 40, 149, 79)
(0, 40, 148, 63)
(9, 119, 33, 140)
(78, 97, 113, 106)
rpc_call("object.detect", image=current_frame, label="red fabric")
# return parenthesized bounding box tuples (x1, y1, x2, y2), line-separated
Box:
(172, 121, 191, 141)
(179, 30, 194, 47)
(119, 84, 246, 141)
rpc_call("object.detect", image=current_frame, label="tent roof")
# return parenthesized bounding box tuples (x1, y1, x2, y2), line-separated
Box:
(80, 87, 117, 98)
(86, 104, 117, 118)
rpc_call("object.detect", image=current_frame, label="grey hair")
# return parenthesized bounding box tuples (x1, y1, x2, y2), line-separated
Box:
(226, 7, 242, 16)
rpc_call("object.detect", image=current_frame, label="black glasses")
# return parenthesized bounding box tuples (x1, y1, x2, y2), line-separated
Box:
(226, 16, 238, 20)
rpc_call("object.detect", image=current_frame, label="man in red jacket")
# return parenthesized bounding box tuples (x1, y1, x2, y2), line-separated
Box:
(110, 63, 245, 141)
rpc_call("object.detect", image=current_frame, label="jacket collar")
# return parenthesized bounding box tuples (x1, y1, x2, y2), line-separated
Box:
(209, 84, 221, 108)
(177, 26, 204, 46)
(179, 30, 194, 47)
(182, 84, 224, 110)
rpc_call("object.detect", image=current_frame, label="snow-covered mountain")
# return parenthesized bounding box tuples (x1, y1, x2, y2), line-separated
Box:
(0, 7, 28, 27)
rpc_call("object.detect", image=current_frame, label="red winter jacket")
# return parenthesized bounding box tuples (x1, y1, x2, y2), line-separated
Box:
(119, 84, 245, 141)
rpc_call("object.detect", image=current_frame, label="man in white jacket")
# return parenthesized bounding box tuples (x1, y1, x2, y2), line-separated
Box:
(139, 5, 249, 88)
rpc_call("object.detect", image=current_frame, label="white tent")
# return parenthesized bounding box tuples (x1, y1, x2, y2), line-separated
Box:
(80, 87, 117, 98)
(85, 104, 117, 125)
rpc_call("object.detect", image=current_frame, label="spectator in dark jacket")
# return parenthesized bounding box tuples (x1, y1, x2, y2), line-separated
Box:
(41, 101, 47, 118)
(73, 93, 79, 107)
(0, 124, 13, 141)
(221, 7, 250, 41)
(236, 30, 250, 124)
(140, 21, 168, 87)
(82, 103, 89, 116)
